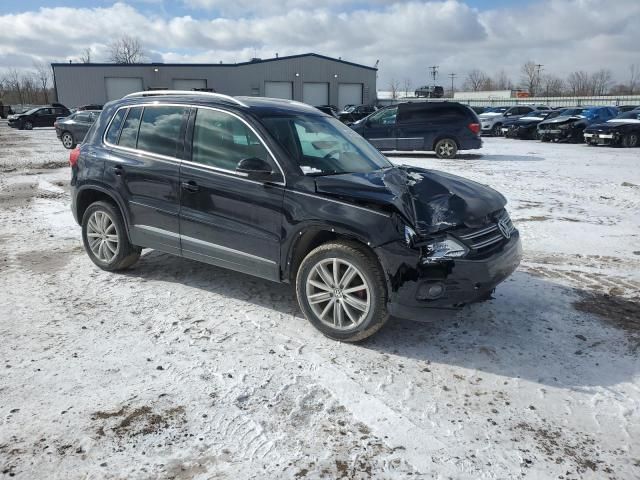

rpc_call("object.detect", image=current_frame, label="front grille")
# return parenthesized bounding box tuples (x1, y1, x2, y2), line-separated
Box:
(454, 210, 516, 256)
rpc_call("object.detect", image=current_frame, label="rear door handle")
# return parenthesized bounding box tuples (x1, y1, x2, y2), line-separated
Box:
(181, 180, 199, 192)
(113, 165, 123, 176)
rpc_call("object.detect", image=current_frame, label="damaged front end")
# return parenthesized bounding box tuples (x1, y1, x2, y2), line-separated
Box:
(313, 166, 522, 321)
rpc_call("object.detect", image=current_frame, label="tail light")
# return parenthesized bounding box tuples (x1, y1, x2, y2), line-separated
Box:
(468, 123, 481, 135)
(69, 146, 80, 167)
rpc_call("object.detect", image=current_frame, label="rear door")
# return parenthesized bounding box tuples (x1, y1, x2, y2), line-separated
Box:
(361, 106, 398, 150)
(102, 104, 188, 255)
(179, 107, 284, 281)
(396, 103, 432, 151)
(72, 112, 93, 141)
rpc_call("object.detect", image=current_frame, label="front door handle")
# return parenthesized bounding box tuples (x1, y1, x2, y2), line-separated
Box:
(181, 180, 200, 192)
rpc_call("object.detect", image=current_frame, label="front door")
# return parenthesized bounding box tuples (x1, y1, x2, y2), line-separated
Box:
(179, 107, 284, 281)
(362, 106, 398, 150)
(102, 104, 188, 255)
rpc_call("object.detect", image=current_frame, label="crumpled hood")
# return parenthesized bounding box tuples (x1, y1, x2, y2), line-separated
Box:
(539, 115, 583, 126)
(314, 166, 506, 235)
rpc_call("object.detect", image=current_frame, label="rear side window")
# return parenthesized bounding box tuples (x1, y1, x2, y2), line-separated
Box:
(105, 108, 127, 145)
(118, 107, 143, 149)
(75, 112, 91, 122)
(137, 106, 187, 158)
(191, 108, 270, 171)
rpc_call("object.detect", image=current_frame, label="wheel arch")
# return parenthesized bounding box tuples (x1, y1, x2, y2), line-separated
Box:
(431, 135, 459, 151)
(283, 225, 383, 284)
(75, 185, 133, 242)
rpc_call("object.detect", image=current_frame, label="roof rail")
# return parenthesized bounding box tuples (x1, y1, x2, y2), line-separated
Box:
(123, 90, 248, 107)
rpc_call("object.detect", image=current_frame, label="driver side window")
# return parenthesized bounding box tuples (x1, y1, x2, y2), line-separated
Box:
(368, 107, 397, 126)
(192, 108, 270, 172)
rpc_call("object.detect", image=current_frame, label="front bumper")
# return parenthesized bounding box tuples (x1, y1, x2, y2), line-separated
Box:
(376, 232, 522, 322)
(538, 126, 582, 142)
(583, 132, 615, 145)
(7, 120, 19, 128)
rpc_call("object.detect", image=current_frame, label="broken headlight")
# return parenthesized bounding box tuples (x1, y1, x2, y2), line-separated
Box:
(404, 225, 417, 246)
(422, 237, 468, 262)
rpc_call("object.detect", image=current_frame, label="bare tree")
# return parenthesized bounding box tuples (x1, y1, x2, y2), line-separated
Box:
(492, 70, 512, 90)
(521, 61, 542, 96)
(79, 47, 92, 63)
(464, 69, 488, 92)
(108, 35, 145, 64)
(541, 75, 565, 97)
(402, 78, 412, 98)
(566, 70, 591, 96)
(33, 61, 52, 104)
(5, 69, 24, 105)
(389, 78, 400, 100)
(590, 69, 612, 96)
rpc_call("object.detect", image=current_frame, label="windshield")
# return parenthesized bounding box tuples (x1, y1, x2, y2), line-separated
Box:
(613, 111, 640, 120)
(262, 115, 392, 176)
(558, 108, 587, 116)
(484, 107, 508, 113)
(343, 105, 356, 113)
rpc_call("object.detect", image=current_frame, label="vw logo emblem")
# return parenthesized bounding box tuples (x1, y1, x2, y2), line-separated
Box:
(497, 218, 511, 239)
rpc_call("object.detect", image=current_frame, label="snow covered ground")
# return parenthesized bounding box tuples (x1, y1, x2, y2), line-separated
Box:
(1, 122, 639, 479)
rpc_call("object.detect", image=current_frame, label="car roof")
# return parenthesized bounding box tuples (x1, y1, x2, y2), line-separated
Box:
(115, 91, 322, 116)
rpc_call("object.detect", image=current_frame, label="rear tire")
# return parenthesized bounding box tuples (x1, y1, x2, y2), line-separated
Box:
(81, 201, 141, 271)
(295, 241, 389, 342)
(434, 138, 458, 159)
(61, 131, 76, 149)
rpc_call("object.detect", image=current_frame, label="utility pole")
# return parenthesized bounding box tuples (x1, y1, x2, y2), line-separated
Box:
(429, 65, 439, 87)
(535, 63, 543, 97)
(448, 73, 456, 97)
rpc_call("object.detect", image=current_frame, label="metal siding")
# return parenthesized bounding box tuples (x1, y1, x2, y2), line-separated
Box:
(52, 55, 377, 108)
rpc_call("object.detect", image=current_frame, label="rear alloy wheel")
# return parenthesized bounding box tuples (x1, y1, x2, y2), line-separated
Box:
(23, 120, 33, 130)
(61, 132, 75, 149)
(82, 201, 141, 271)
(296, 241, 388, 342)
(434, 138, 458, 159)
(622, 133, 639, 148)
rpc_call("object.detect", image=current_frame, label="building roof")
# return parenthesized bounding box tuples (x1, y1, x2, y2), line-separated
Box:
(51, 53, 377, 71)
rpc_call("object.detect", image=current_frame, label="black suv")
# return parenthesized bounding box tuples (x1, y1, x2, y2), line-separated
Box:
(70, 91, 521, 342)
(350, 102, 482, 158)
(8, 104, 70, 129)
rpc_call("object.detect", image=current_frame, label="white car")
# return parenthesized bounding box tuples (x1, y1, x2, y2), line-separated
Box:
(479, 106, 547, 136)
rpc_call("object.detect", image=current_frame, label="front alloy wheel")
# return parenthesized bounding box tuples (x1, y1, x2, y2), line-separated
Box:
(434, 138, 458, 159)
(622, 133, 639, 148)
(23, 120, 33, 130)
(305, 258, 371, 329)
(296, 241, 388, 342)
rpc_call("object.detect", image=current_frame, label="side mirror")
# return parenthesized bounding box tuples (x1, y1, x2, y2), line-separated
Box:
(236, 157, 273, 180)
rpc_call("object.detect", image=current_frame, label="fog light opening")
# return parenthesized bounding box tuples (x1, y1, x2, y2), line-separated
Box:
(417, 282, 445, 300)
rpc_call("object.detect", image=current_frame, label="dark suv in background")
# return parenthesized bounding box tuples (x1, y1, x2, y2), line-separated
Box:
(7, 103, 70, 129)
(350, 101, 481, 158)
(70, 91, 520, 342)
(338, 104, 377, 124)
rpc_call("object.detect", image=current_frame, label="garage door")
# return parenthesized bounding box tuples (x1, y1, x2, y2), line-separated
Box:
(338, 83, 363, 110)
(265, 81, 293, 100)
(303, 82, 329, 106)
(105, 77, 143, 101)
(172, 79, 207, 90)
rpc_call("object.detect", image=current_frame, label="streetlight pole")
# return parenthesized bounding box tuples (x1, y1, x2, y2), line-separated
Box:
(449, 73, 456, 98)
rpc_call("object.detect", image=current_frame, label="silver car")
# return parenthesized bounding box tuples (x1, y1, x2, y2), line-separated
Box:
(54, 110, 101, 149)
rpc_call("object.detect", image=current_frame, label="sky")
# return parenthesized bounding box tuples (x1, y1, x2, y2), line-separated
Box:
(0, 0, 638, 90)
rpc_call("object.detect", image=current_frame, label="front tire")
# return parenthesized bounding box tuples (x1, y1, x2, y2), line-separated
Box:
(296, 241, 389, 342)
(622, 133, 639, 148)
(61, 131, 76, 149)
(81, 201, 141, 271)
(434, 138, 458, 159)
(23, 120, 33, 130)
(491, 124, 502, 136)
